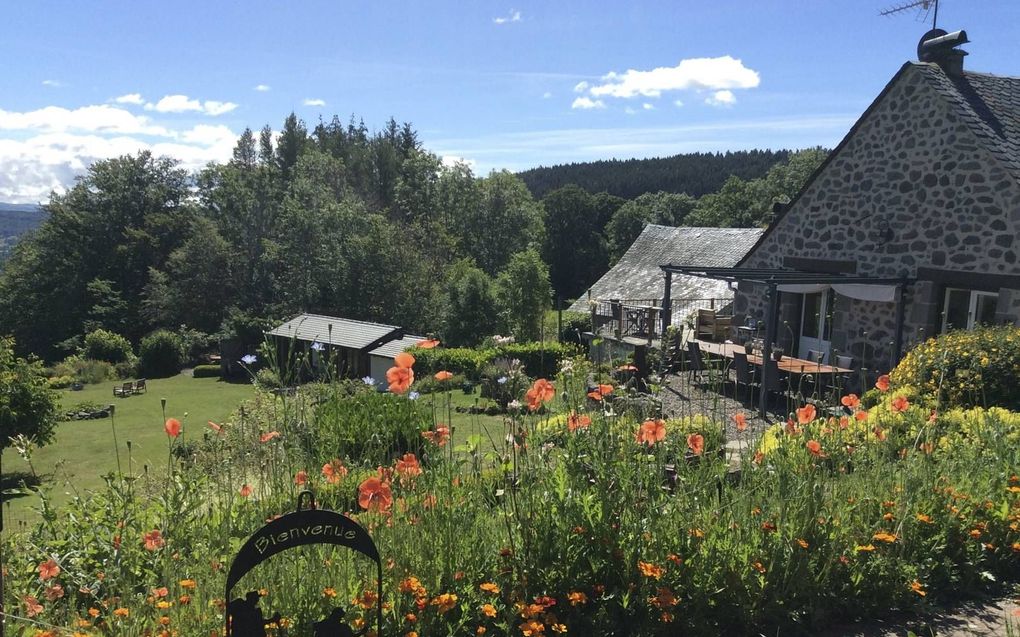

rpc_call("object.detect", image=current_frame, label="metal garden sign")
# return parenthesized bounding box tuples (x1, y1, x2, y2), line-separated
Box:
(225, 491, 382, 636)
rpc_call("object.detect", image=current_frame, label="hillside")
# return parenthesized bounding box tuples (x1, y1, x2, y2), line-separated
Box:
(0, 203, 45, 262)
(517, 149, 791, 200)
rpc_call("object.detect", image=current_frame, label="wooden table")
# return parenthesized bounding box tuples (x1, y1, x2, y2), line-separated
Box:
(694, 340, 852, 375)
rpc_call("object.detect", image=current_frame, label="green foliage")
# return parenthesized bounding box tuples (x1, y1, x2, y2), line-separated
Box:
(559, 311, 591, 345)
(496, 249, 552, 342)
(312, 389, 429, 466)
(498, 341, 579, 378)
(47, 374, 75, 389)
(139, 329, 184, 377)
(890, 325, 1020, 410)
(191, 364, 222, 378)
(439, 260, 501, 347)
(0, 336, 60, 449)
(408, 347, 491, 381)
(82, 328, 134, 364)
(52, 355, 114, 385)
(541, 185, 614, 298)
(410, 342, 577, 381)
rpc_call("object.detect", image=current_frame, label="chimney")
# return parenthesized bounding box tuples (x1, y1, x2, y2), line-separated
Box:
(917, 29, 969, 76)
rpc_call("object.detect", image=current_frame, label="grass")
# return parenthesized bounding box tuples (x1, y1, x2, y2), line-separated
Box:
(418, 386, 507, 450)
(2, 373, 254, 527)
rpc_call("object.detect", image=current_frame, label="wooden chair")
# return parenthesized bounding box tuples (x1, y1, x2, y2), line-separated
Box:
(806, 350, 826, 364)
(114, 381, 133, 398)
(732, 351, 759, 403)
(133, 379, 147, 394)
(686, 340, 706, 384)
(695, 308, 733, 342)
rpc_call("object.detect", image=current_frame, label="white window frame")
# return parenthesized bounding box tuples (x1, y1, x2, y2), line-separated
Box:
(941, 288, 998, 332)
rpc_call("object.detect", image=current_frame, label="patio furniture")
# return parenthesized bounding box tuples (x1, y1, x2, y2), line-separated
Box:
(806, 350, 826, 364)
(695, 309, 732, 342)
(114, 381, 133, 398)
(732, 351, 759, 403)
(686, 340, 707, 384)
(133, 378, 147, 394)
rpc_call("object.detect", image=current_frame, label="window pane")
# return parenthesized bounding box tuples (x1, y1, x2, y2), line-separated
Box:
(975, 294, 998, 326)
(822, 290, 835, 341)
(943, 289, 970, 332)
(802, 293, 821, 338)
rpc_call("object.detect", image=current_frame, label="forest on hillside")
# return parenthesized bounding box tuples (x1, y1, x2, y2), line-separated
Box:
(518, 149, 792, 199)
(0, 112, 825, 361)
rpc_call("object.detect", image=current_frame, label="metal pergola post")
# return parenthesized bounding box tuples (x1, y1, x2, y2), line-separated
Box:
(893, 283, 906, 367)
(661, 270, 673, 333)
(760, 282, 778, 419)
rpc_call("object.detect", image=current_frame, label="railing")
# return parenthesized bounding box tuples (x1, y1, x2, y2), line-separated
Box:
(587, 297, 733, 343)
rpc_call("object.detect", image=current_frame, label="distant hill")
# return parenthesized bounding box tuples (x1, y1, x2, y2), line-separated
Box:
(517, 149, 791, 200)
(0, 203, 46, 263)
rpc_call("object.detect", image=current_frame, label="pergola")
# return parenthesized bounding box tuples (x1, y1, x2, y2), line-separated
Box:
(659, 265, 915, 416)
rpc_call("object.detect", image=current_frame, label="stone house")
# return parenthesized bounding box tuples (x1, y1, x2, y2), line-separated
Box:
(730, 38, 1020, 376)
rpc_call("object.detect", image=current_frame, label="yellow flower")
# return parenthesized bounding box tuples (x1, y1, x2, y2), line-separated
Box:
(179, 579, 197, 590)
(113, 608, 129, 618)
(481, 603, 497, 618)
(796, 538, 809, 549)
(855, 544, 876, 552)
(479, 582, 500, 594)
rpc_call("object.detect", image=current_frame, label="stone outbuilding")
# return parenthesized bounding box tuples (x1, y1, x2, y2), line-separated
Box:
(729, 41, 1020, 376)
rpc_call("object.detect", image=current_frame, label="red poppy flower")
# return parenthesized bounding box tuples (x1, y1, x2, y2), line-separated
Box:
(358, 477, 394, 513)
(387, 365, 415, 394)
(395, 453, 423, 483)
(875, 375, 890, 392)
(321, 459, 348, 484)
(567, 411, 591, 433)
(143, 529, 164, 551)
(38, 559, 60, 581)
(796, 404, 816, 425)
(164, 418, 181, 438)
(422, 425, 450, 447)
(434, 370, 453, 381)
(394, 352, 415, 369)
(239, 484, 253, 497)
(734, 412, 747, 432)
(525, 378, 555, 411)
(417, 339, 440, 349)
(806, 439, 826, 458)
(890, 395, 910, 413)
(635, 419, 667, 446)
(840, 394, 860, 410)
(294, 470, 308, 485)
(259, 431, 280, 443)
(23, 595, 43, 618)
(687, 433, 705, 456)
(855, 410, 869, 421)
(207, 420, 223, 435)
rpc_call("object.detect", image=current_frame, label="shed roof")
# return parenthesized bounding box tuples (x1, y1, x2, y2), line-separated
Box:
(266, 313, 402, 351)
(368, 334, 426, 359)
(568, 225, 763, 313)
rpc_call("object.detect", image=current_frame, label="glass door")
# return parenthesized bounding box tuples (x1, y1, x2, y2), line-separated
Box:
(797, 290, 834, 361)
(941, 288, 998, 332)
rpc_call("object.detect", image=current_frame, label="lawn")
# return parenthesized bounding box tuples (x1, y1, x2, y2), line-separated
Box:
(2, 373, 255, 526)
(418, 386, 508, 450)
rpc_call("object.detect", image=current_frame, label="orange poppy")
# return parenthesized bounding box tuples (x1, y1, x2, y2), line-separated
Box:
(239, 484, 253, 497)
(164, 418, 181, 438)
(734, 412, 747, 432)
(796, 404, 816, 425)
(785, 418, 800, 436)
(322, 459, 348, 484)
(38, 559, 60, 581)
(840, 394, 860, 410)
(890, 395, 910, 413)
(395, 453, 423, 482)
(873, 426, 887, 441)
(23, 595, 43, 618)
(806, 439, 825, 458)
(872, 531, 897, 543)
(358, 476, 394, 513)
(143, 529, 165, 551)
(854, 410, 869, 421)
(617, 364, 638, 372)
(387, 365, 415, 394)
(875, 375, 890, 392)
(434, 370, 453, 382)
(259, 431, 280, 443)
(422, 425, 450, 447)
(395, 352, 416, 369)
(567, 411, 591, 433)
(208, 420, 223, 435)
(525, 378, 555, 411)
(687, 433, 705, 456)
(635, 419, 667, 446)
(294, 470, 308, 485)
(417, 339, 440, 349)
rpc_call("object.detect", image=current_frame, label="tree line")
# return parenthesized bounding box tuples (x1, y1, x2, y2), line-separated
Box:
(0, 112, 826, 361)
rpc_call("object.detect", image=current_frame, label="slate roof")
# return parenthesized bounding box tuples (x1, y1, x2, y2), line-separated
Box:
(266, 313, 402, 351)
(368, 334, 426, 359)
(568, 225, 764, 313)
(914, 62, 1020, 182)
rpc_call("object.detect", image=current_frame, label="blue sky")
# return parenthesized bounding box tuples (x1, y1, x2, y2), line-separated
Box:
(1, 1, 1018, 202)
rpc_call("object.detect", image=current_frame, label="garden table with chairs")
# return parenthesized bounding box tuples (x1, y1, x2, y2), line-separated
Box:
(693, 340, 852, 376)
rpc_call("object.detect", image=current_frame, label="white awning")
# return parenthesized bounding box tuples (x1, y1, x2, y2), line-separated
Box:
(777, 283, 898, 303)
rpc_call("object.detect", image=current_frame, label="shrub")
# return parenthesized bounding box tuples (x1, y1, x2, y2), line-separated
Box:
(192, 364, 222, 378)
(412, 373, 467, 395)
(113, 360, 138, 380)
(890, 325, 1020, 410)
(82, 329, 134, 364)
(408, 346, 492, 381)
(559, 311, 591, 345)
(313, 390, 429, 466)
(497, 341, 580, 378)
(47, 375, 75, 389)
(0, 336, 60, 450)
(138, 330, 184, 378)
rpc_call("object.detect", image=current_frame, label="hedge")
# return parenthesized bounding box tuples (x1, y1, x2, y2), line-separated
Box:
(192, 364, 222, 378)
(408, 341, 580, 381)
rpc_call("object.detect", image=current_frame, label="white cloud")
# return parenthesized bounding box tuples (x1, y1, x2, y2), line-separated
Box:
(0, 103, 240, 202)
(588, 56, 759, 99)
(303, 98, 326, 107)
(642, 103, 655, 110)
(493, 9, 522, 24)
(42, 80, 62, 88)
(705, 90, 736, 106)
(571, 96, 605, 110)
(624, 107, 637, 115)
(144, 94, 238, 116)
(573, 81, 589, 93)
(254, 84, 271, 92)
(542, 92, 552, 99)
(673, 100, 684, 108)
(114, 93, 145, 105)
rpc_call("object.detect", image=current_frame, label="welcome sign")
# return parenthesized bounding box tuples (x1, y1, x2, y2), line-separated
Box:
(224, 491, 383, 636)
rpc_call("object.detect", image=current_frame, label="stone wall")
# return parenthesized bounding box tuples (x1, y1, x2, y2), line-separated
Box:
(735, 63, 1020, 374)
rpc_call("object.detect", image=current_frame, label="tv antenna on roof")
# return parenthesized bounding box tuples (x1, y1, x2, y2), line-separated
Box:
(880, 0, 940, 29)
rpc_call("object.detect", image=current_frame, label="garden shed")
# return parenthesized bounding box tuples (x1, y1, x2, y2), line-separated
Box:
(266, 313, 407, 381)
(367, 333, 426, 390)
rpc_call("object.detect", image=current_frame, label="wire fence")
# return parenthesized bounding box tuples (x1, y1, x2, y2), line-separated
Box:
(586, 297, 733, 341)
